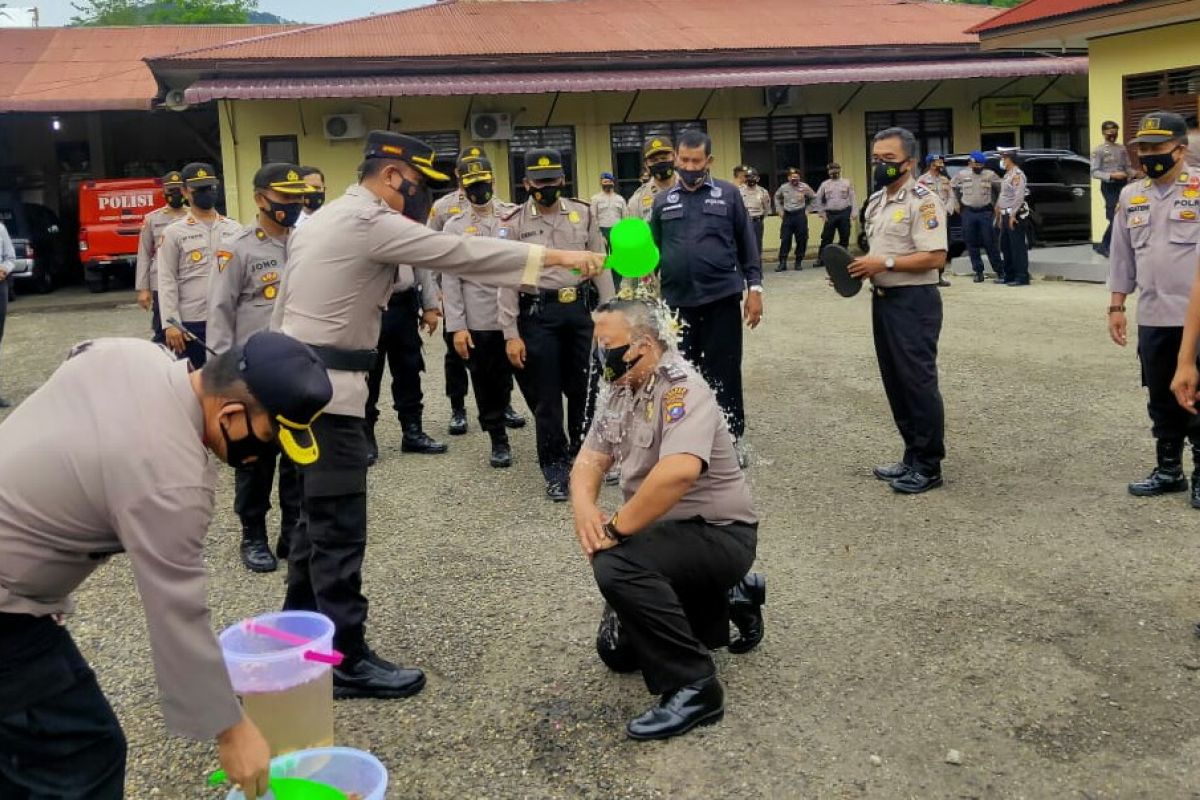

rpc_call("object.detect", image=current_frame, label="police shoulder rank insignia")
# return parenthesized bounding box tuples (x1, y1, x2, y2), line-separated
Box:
(664, 363, 688, 383)
(568, 210, 581, 224)
(912, 184, 930, 198)
(663, 386, 688, 424)
(216, 250, 233, 271)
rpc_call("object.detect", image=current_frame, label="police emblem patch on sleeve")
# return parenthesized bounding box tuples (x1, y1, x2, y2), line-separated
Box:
(662, 386, 688, 424)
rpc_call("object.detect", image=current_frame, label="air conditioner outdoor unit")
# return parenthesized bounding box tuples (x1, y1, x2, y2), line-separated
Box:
(470, 113, 514, 141)
(764, 86, 794, 109)
(323, 114, 366, 141)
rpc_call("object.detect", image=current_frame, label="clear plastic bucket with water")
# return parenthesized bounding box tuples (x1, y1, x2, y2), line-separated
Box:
(224, 747, 388, 800)
(219, 611, 339, 756)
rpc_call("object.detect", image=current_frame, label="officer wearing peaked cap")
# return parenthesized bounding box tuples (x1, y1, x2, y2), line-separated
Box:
(0, 330, 331, 798)
(271, 131, 605, 700)
(208, 162, 314, 574)
(951, 151, 1004, 282)
(590, 171, 627, 249)
(1092, 120, 1133, 257)
(995, 147, 1030, 286)
(813, 162, 856, 264)
(622, 135, 677, 299)
(497, 147, 614, 501)
(136, 170, 189, 343)
(1105, 112, 1200, 506)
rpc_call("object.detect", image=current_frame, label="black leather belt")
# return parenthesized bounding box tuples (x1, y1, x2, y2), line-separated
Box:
(309, 345, 379, 371)
(521, 285, 593, 306)
(964, 204, 993, 212)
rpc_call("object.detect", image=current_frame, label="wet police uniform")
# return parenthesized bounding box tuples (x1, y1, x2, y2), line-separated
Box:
(997, 161, 1030, 285)
(585, 351, 757, 695)
(1093, 138, 1133, 253)
(208, 223, 300, 566)
(364, 264, 444, 453)
(774, 177, 816, 269)
(739, 180, 772, 256)
(1109, 170, 1200, 482)
(135, 171, 188, 344)
(443, 200, 519, 456)
(271, 135, 553, 666)
(497, 187, 613, 493)
(650, 175, 761, 441)
(863, 177, 948, 478)
(157, 209, 241, 367)
(814, 173, 857, 255)
(950, 165, 1003, 278)
(0, 335, 330, 797)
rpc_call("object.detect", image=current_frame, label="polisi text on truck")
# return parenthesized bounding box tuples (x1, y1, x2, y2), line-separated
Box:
(97, 193, 157, 211)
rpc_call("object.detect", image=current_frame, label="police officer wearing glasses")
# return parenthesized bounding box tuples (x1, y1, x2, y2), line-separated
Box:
(271, 132, 607, 699)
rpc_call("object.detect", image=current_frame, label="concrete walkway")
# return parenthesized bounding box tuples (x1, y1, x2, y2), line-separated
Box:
(949, 243, 1107, 283)
(7, 286, 137, 315)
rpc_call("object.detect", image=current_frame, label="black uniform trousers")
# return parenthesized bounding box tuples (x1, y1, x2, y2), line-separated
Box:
(0, 614, 126, 799)
(1100, 180, 1126, 252)
(819, 209, 852, 252)
(778, 209, 809, 265)
(442, 329, 470, 412)
(180, 320, 207, 369)
(1138, 326, 1199, 443)
(0, 279, 7, 381)
(750, 216, 765, 259)
(1000, 217, 1030, 284)
(234, 451, 301, 542)
(871, 285, 945, 475)
(366, 289, 424, 426)
(592, 518, 757, 694)
(284, 413, 372, 661)
(150, 290, 164, 344)
(961, 207, 1003, 277)
(675, 293, 746, 439)
(514, 292, 597, 476)
(462, 330, 514, 432)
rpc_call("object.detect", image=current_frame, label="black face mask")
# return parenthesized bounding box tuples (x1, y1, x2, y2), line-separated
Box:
(190, 187, 218, 211)
(392, 176, 431, 222)
(873, 161, 907, 190)
(599, 343, 643, 383)
(465, 182, 493, 206)
(829, 172, 840, 180)
(532, 185, 562, 207)
(1140, 150, 1180, 179)
(971, 166, 983, 174)
(747, 179, 758, 186)
(220, 408, 277, 467)
(676, 167, 707, 189)
(649, 162, 674, 181)
(262, 199, 302, 228)
(304, 192, 325, 212)
(165, 192, 185, 209)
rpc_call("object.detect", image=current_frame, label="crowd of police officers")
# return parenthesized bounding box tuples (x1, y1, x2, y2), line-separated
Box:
(8, 109, 1200, 795)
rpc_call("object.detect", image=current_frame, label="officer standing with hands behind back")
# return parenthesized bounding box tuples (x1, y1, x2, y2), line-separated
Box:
(995, 148, 1030, 287)
(951, 151, 1003, 283)
(813, 162, 855, 265)
(590, 172, 627, 250)
(271, 131, 606, 699)
(774, 167, 816, 271)
(848, 126, 948, 494)
(1092, 120, 1133, 257)
(135, 170, 188, 343)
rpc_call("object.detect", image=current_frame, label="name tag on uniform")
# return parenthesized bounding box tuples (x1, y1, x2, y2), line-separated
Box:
(661, 206, 684, 220)
(519, 231, 539, 240)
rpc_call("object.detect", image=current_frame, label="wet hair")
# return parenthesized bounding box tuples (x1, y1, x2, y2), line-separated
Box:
(676, 129, 712, 156)
(200, 347, 263, 413)
(595, 299, 673, 349)
(298, 165, 325, 181)
(873, 126, 919, 163)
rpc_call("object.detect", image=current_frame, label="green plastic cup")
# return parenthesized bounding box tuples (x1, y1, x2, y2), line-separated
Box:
(605, 217, 660, 279)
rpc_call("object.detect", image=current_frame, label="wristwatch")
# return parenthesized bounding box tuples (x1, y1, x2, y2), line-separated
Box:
(605, 513, 631, 543)
(749, 285, 765, 294)
(1108, 305, 1126, 313)
(884, 257, 896, 272)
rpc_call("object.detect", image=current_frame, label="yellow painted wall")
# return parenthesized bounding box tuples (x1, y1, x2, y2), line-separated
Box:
(1088, 20, 1200, 239)
(218, 74, 1086, 253)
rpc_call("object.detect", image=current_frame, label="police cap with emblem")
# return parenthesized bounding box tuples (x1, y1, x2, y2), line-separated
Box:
(181, 162, 219, 188)
(253, 163, 316, 196)
(238, 331, 332, 466)
(363, 130, 450, 182)
(525, 148, 565, 180)
(643, 136, 674, 159)
(460, 157, 494, 187)
(162, 170, 184, 189)
(1132, 111, 1188, 144)
(457, 146, 488, 172)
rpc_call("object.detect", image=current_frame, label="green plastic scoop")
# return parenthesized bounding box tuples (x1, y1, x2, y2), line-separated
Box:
(208, 769, 347, 800)
(604, 217, 660, 279)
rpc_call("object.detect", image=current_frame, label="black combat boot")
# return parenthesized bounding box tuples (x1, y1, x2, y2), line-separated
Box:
(364, 420, 378, 467)
(1191, 442, 1200, 510)
(448, 406, 468, 436)
(400, 419, 448, 454)
(240, 523, 279, 573)
(503, 405, 527, 429)
(728, 572, 766, 654)
(1129, 438, 1188, 497)
(488, 428, 512, 468)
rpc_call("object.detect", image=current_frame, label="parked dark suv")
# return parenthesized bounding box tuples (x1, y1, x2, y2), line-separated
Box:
(0, 194, 68, 294)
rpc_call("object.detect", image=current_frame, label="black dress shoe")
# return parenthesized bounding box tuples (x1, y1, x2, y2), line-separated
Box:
(401, 422, 448, 454)
(992, 276, 1007, 284)
(626, 676, 725, 741)
(545, 479, 568, 502)
(794, 261, 804, 271)
(365, 422, 378, 467)
(448, 409, 468, 436)
(774, 263, 787, 273)
(973, 273, 985, 283)
(503, 405, 526, 429)
(938, 278, 951, 287)
(872, 462, 909, 481)
(1005, 280, 1030, 287)
(890, 470, 943, 494)
(1129, 468, 1188, 496)
(728, 572, 765, 654)
(489, 437, 513, 469)
(0, 396, 10, 409)
(333, 651, 426, 700)
(240, 530, 279, 573)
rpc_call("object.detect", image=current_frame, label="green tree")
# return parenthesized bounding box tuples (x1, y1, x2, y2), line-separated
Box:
(71, 0, 258, 25)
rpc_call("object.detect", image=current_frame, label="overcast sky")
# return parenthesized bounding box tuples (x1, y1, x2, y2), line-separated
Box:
(33, 0, 429, 27)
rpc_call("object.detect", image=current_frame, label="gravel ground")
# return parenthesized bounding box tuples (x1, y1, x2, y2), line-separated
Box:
(4, 274, 1200, 800)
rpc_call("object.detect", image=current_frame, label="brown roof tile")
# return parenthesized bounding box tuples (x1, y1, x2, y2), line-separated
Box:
(970, 0, 1131, 34)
